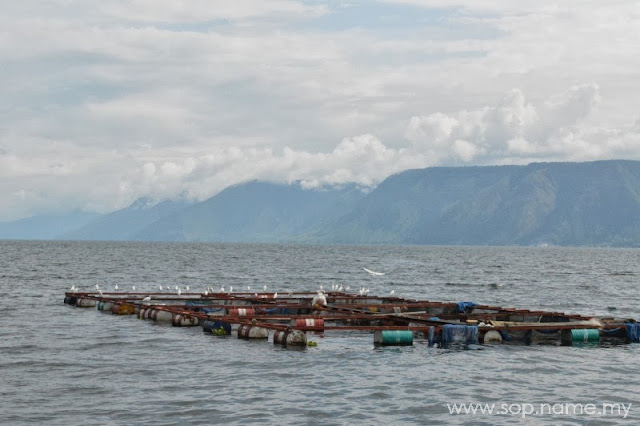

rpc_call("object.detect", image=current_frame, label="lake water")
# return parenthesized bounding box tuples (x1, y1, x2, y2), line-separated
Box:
(1, 241, 639, 425)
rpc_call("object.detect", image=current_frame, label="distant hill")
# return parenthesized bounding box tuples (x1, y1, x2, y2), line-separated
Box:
(134, 181, 366, 242)
(2, 160, 640, 246)
(0, 211, 98, 240)
(312, 160, 640, 246)
(61, 197, 193, 241)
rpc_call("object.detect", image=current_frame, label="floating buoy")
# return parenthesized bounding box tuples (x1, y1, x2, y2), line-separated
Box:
(274, 329, 307, 346)
(172, 313, 199, 327)
(290, 318, 324, 331)
(75, 297, 96, 308)
(228, 308, 255, 316)
(96, 301, 114, 312)
(111, 302, 135, 315)
(63, 296, 77, 306)
(374, 330, 413, 346)
(483, 330, 503, 344)
(569, 328, 600, 346)
(237, 324, 269, 339)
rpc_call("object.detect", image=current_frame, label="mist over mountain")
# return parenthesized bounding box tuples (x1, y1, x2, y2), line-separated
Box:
(134, 181, 366, 242)
(1, 160, 639, 246)
(61, 198, 193, 241)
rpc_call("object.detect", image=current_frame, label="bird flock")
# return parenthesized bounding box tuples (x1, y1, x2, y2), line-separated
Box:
(70, 267, 398, 297)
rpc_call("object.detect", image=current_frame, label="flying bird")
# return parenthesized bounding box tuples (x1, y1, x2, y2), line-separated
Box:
(363, 267, 385, 276)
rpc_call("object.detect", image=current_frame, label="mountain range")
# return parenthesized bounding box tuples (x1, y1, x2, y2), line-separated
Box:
(2, 160, 639, 247)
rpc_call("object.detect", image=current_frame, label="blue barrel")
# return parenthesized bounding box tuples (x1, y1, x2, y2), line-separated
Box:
(202, 320, 231, 335)
(374, 330, 413, 346)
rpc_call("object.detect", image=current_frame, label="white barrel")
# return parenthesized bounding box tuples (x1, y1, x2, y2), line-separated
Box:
(172, 313, 199, 327)
(153, 309, 174, 323)
(483, 330, 503, 344)
(274, 329, 307, 346)
(76, 297, 96, 308)
(97, 301, 114, 311)
(237, 324, 269, 339)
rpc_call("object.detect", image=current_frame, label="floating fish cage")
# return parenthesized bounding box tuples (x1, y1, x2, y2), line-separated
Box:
(63, 290, 640, 348)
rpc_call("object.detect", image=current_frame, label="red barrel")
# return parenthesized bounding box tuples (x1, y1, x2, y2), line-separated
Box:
(290, 318, 324, 331)
(228, 308, 255, 317)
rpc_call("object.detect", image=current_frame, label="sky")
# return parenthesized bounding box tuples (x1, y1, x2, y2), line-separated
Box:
(2, 0, 640, 220)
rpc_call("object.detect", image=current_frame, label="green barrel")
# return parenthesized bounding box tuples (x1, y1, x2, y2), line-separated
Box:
(571, 329, 600, 346)
(374, 330, 413, 346)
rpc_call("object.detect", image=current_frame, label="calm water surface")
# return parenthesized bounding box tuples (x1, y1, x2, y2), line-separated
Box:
(1, 241, 639, 425)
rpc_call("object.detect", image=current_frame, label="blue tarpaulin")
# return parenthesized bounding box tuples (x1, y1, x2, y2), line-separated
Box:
(443, 324, 479, 346)
(456, 302, 477, 313)
(625, 323, 640, 342)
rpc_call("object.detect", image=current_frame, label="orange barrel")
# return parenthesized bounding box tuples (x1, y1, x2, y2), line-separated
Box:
(274, 329, 307, 346)
(290, 318, 325, 331)
(237, 324, 269, 339)
(112, 302, 136, 315)
(228, 308, 255, 317)
(172, 313, 199, 327)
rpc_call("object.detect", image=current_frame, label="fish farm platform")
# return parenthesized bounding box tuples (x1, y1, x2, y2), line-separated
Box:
(63, 290, 640, 348)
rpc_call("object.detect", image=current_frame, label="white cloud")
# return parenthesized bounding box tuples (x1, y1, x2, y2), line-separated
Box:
(405, 84, 640, 164)
(1, 1, 640, 220)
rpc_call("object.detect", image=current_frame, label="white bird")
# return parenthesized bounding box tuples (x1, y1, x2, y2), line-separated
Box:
(142, 296, 151, 302)
(95, 283, 100, 290)
(177, 287, 181, 296)
(312, 291, 327, 307)
(132, 285, 136, 291)
(98, 289, 103, 296)
(364, 267, 385, 276)
(263, 284, 267, 291)
(115, 284, 119, 290)
(159, 285, 163, 291)
(229, 286, 233, 293)
(247, 286, 251, 291)
(221, 286, 225, 292)
(185, 286, 190, 292)
(204, 289, 209, 296)
(390, 290, 395, 295)
(273, 292, 278, 299)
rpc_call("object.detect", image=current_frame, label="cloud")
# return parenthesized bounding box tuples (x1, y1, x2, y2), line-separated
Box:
(404, 84, 640, 164)
(2, 1, 640, 220)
